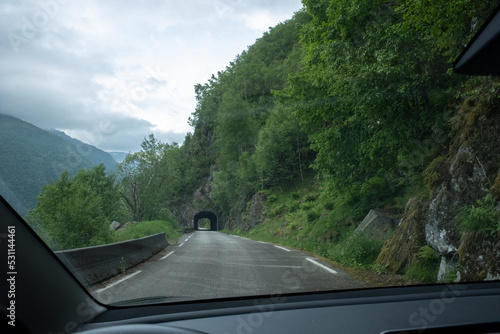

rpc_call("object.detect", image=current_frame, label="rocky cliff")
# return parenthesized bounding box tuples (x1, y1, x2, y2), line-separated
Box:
(378, 90, 500, 282)
(170, 165, 222, 229)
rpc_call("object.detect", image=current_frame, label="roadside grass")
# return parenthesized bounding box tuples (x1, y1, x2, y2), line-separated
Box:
(222, 175, 427, 285)
(111, 220, 183, 244)
(221, 224, 412, 287)
(222, 176, 376, 267)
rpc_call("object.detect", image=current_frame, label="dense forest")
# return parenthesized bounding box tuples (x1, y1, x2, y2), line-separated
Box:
(28, 0, 500, 282)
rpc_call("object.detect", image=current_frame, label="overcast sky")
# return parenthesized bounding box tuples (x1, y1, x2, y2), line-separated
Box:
(0, 0, 303, 152)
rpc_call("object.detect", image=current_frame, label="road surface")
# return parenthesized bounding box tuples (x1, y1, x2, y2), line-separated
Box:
(91, 231, 365, 305)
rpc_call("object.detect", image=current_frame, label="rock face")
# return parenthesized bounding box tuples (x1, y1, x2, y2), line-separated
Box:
(426, 184, 460, 256)
(431, 96, 500, 281)
(424, 144, 490, 280)
(458, 231, 500, 281)
(246, 192, 265, 230)
(378, 96, 500, 281)
(377, 198, 427, 274)
(437, 256, 459, 282)
(109, 221, 121, 231)
(426, 146, 488, 255)
(170, 165, 223, 229)
(355, 209, 397, 242)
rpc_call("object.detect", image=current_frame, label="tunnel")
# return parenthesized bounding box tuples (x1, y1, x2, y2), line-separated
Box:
(193, 211, 218, 231)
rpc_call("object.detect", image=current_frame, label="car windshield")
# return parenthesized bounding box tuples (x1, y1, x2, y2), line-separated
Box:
(1, 0, 499, 306)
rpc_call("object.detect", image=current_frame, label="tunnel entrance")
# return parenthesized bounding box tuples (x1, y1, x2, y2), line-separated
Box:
(193, 211, 218, 231)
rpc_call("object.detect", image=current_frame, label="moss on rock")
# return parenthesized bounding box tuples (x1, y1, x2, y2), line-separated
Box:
(458, 231, 500, 281)
(376, 197, 427, 275)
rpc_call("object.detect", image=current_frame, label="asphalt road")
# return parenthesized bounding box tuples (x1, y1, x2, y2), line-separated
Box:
(91, 231, 365, 305)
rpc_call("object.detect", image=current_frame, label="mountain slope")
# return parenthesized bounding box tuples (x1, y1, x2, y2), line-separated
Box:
(48, 129, 117, 171)
(108, 151, 129, 163)
(0, 114, 93, 215)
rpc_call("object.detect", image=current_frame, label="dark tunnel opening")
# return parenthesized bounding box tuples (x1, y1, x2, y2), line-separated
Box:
(193, 211, 218, 231)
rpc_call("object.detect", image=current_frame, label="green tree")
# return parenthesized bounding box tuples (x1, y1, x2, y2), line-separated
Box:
(202, 11, 310, 215)
(27, 165, 120, 250)
(283, 0, 459, 202)
(396, 0, 496, 62)
(117, 134, 168, 221)
(255, 104, 310, 188)
(117, 133, 203, 221)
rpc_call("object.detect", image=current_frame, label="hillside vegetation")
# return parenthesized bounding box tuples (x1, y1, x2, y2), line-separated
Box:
(0, 114, 94, 215)
(0, 114, 118, 215)
(48, 129, 117, 172)
(27, 0, 500, 282)
(111, 220, 183, 244)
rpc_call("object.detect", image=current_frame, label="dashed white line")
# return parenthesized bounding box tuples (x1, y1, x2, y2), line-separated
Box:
(255, 264, 301, 268)
(161, 251, 174, 260)
(274, 245, 291, 252)
(257, 241, 267, 244)
(178, 243, 185, 247)
(95, 271, 142, 293)
(306, 257, 337, 274)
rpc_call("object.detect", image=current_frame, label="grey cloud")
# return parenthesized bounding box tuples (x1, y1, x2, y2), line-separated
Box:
(0, 0, 301, 153)
(85, 122, 187, 153)
(62, 113, 155, 152)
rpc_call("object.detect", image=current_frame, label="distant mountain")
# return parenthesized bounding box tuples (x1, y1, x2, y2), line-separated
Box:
(48, 129, 117, 171)
(108, 151, 130, 163)
(0, 114, 93, 215)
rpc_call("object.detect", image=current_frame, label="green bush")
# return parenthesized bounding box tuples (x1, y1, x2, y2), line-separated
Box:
(158, 207, 177, 223)
(323, 201, 334, 211)
(112, 220, 182, 243)
(286, 201, 300, 212)
(305, 193, 317, 202)
(301, 201, 315, 210)
(267, 203, 287, 218)
(267, 194, 278, 203)
(457, 191, 500, 235)
(418, 245, 440, 261)
(360, 176, 391, 208)
(406, 245, 440, 283)
(331, 235, 384, 269)
(306, 210, 320, 222)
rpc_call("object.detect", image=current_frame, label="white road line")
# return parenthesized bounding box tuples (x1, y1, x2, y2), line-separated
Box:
(306, 257, 337, 274)
(179, 243, 184, 247)
(226, 263, 301, 268)
(257, 241, 267, 244)
(161, 251, 174, 260)
(274, 245, 291, 252)
(256, 265, 301, 268)
(95, 271, 142, 293)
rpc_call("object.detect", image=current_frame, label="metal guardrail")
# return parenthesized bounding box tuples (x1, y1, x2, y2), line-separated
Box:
(55, 233, 168, 287)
